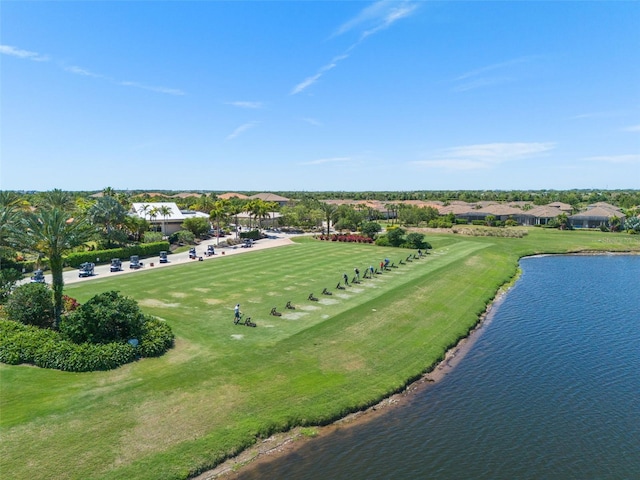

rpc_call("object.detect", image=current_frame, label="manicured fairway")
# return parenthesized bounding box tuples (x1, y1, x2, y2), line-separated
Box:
(1, 231, 638, 479)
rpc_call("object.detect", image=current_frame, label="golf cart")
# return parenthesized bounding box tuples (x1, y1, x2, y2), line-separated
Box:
(110, 258, 123, 272)
(130, 255, 143, 269)
(30, 269, 46, 283)
(205, 245, 215, 256)
(159, 251, 168, 263)
(78, 262, 95, 278)
(188, 248, 197, 259)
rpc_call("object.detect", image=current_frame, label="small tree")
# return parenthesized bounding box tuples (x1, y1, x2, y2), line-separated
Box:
(404, 232, 428, 249)
(386, 227, 406, 247)
(59, 291, 145, 344)
(360, 221, 382, 239)
(0, 268, 22, 304)
(182, 217, 210, 238)
(6, 282, 54, 328)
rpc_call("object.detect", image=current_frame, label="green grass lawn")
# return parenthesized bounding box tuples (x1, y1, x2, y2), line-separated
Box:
(1, 229, 639, 479)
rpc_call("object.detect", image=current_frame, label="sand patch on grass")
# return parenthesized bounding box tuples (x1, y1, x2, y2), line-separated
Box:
(299, 305, 320, 311)
(335, 293, 352, 299)
(282, 312, 309, 320)
(204, 298, 224, 305)
(231, 334, 244, 340)
(319, 298, 338, 305)
(139, 299, 180, 308)
(193, 287, 211, 294)
(169, 292, 188, 298)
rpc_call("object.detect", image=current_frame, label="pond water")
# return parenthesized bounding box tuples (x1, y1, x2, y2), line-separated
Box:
(238, 255, 640, 480)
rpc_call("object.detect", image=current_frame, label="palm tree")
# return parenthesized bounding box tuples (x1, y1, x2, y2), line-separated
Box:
(0, 191, 24, 270)
(15, 205, 91, 327)
(137, 203, 151, 220)
(157, 205, 172, 234)
(227, 198, 245, 239)
(148, 207, 159, 231)
(88, 196, 128, 248)
(318, 202, 338, 235)
(209, 199, 229, 245)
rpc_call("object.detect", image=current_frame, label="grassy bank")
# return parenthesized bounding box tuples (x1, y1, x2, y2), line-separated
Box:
(1, 229, 638, 479)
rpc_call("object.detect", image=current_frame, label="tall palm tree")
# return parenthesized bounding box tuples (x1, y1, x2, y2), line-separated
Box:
(157, 205, 172, 234)
(148, 207, 159, 231)
(209, 199, 229, 245)
(0, 191, 24, 270)
(227, 198, 245, 239)
(15, 205, 91, 327)
(88, 196, 128, 248)
(318, 201, 338, 235)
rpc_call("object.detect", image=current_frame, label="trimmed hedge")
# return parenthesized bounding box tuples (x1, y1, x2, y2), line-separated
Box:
(64, 241, 170, 268)
(0, 317, 174, 372)
(239, 230, 262, 241)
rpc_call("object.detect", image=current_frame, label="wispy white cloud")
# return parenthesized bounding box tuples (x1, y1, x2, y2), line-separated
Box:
(119, 81, 185, 96)
(227, 121, 259, 140)
(300, 156, 351, 166)
(333, 0, 418, 39)
(292, 1, 418, 95)
(302, 117, 323, 127)
(413, 142, 556, 170)
(453, 56, 539, 92)
(570, 110, 625, 120)
(226, 101, 263, 109)
(583, 154, 640, 164)
(0, 44, 48, 61)
(2, 43, 184, 96)
(65, 65, 102, 78)
(623, 124, 640, 132)
(291, 54, 348, 95)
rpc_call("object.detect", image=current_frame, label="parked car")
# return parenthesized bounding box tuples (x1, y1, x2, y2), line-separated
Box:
(159, 251, 168, 263)
(110, 258, 123, 272)
(130, 255, 143, 269)
(78, 262, 95, 277)
(30, 269, 46, 283)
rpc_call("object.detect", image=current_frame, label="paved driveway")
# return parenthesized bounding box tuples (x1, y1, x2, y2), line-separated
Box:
(22, 233, 296, 287)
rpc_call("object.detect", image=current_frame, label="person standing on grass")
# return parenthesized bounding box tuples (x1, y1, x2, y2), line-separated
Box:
(343, 272, 349, 286)
(234, 304, 241, 320)
(354, 267, 360, 281)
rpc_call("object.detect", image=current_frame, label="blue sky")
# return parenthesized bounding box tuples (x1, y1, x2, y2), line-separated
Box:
(1, 1, 639, 192)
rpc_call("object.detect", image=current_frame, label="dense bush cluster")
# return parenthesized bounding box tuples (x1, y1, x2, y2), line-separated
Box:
(5, 282, 54, 328)
(59, 290, 146, 344)
(65, 241, 170, 268)
(0, 290, 174, 372)
(317, 234, 374, 243)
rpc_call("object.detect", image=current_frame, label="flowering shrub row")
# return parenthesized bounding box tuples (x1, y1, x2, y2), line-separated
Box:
(317, 234, 374, 243)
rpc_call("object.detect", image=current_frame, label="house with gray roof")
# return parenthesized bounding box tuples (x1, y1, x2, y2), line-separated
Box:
(569, 206, 625, 229)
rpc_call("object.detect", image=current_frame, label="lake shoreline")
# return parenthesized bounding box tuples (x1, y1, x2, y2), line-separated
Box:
(195, 279, 512, 479)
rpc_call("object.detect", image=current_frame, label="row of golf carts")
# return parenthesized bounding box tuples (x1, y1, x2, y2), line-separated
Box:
(30, 251, 171, 283)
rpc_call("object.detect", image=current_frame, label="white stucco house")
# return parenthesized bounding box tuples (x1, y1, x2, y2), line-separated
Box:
(130, 202, 210, 235)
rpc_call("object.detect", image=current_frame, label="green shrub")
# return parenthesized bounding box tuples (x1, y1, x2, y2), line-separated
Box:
(240, 230, 262, 241)
(374, 235, 390, 246)
(142, 232, 164, 243)
(170, 230, 195, 245)
(0, 316, 172, 372)
(0, 268, 23, 304)
(6, 283, 54, 328)
(137, 316, 175, 357)
(60, 291, 146, 344)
